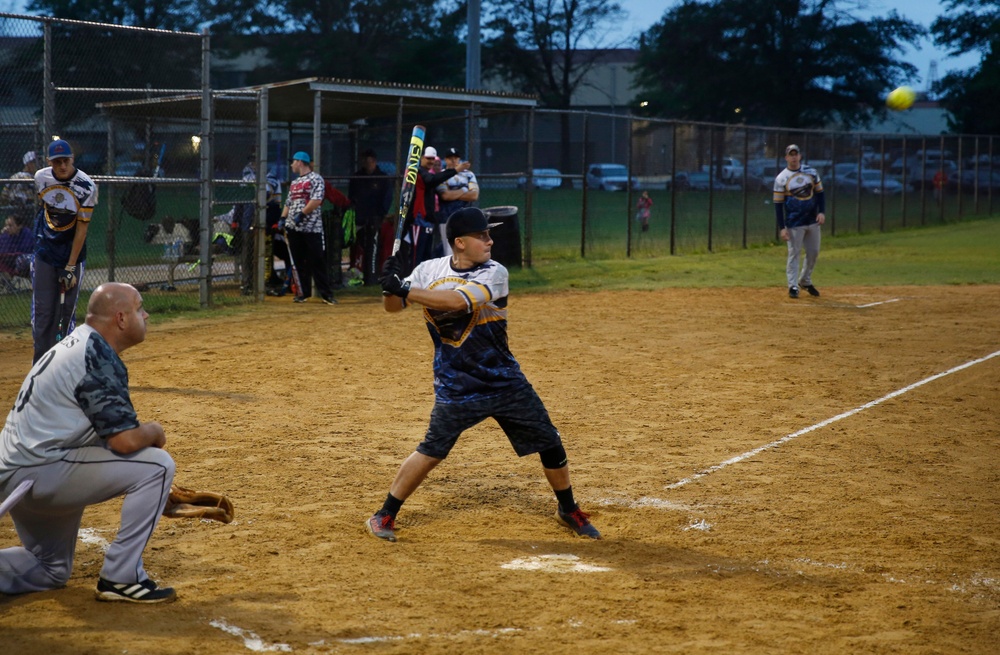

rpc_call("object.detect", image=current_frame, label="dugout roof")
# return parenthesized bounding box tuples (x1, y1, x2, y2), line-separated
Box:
(96, 77, 537, 123)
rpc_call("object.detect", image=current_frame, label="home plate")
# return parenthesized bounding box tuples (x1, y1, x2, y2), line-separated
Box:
(501, 554, 612, 573)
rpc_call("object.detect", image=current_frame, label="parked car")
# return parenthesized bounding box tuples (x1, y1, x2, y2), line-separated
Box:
(701, 156, 744, 183)
(517, 168, 563, 190)
(946, 169, 1000, 193)
(673, 171, 740, 192)
(835, 169, 905, 195)
(907, 160, 957, 190)
(585, 163, 639, 191)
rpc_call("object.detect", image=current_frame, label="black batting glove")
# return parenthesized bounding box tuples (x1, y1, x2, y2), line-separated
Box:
(58, 265, 77, 290)
(379, 260, 410, 299)
(381, 255, 402, 277)
(292, 211, 305, 226)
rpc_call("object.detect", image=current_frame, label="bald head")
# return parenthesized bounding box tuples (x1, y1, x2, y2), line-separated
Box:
(86, 283, 149, 353)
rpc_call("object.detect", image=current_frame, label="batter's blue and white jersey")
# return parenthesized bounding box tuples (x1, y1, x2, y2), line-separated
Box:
(33, 166, 97, 268)
(406, 256, 529, 403)
(773, 164, 823, 229)
(0, 324, 139, 484)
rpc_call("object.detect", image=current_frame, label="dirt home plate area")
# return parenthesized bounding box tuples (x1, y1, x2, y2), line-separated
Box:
(1, 286, 998, 654)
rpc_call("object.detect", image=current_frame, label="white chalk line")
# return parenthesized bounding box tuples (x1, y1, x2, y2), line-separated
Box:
(667, 349, 1000, 489)
(856, 298, 901, 308)
(210, 619, 292, 652)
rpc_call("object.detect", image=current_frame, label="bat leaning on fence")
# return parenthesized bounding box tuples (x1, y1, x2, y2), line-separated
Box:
(391, 124, 426, 257)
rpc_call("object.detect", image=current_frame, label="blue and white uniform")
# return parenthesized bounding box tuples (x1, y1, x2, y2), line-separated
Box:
(31, 165, 98, 363)
(404, 256, 560, 460)
(774, 164, 825, 290)
(0, 324, 174, 593)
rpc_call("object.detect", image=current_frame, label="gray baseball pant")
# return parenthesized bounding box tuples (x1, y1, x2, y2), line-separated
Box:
(0, 445, 175, 594)
(786, 223, 821, 288)
(31, 258, 85, 364)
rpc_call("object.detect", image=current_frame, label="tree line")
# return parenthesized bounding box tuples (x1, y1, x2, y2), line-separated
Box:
(20, 0, 1000, 134)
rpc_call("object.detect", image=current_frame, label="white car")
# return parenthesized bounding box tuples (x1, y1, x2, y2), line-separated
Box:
(585, 163, 639, 191)
(517, 168, 562, 190)
(836, 169, 905, 195)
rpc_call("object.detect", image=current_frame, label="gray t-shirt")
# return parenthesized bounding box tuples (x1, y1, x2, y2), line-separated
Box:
(0, 324, 139, 484)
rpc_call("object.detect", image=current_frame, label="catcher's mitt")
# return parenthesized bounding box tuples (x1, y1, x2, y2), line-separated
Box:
(163, 484, 235, 524)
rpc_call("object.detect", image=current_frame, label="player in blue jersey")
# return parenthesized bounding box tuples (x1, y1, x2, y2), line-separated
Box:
(0, 283, 177, 603)
(774, 144, 825, 298)
(32, 139, 98, 363)
(366, 207, 600, 542)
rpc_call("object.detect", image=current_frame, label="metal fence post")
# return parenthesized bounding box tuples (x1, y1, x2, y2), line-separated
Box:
(580, 112, 589, 258)
(626, 115, 633, 257)
(670, 122, 677, 256)
(525, 107, 534, 268)
(256, 87, 269, 300)
(199, 28, 212, 307)
(43, 20, 53, 142)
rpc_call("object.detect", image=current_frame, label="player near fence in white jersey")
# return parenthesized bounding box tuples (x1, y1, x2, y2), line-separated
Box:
(32, 139, 98, 363)
(365, 207, 601, 542)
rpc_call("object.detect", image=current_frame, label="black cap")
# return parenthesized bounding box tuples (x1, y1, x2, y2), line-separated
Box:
(445, 147, 462, 159)
(446, 207, 500, 242)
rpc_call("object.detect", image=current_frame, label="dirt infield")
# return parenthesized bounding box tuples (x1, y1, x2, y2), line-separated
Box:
(1, 285, 998, 654)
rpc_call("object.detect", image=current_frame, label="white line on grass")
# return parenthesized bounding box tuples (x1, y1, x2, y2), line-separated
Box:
(666, 349, 1000, 490)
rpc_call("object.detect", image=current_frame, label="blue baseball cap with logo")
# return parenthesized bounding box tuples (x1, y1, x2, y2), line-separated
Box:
(47, 139, 73, 160)
(291, 151, 311, 164)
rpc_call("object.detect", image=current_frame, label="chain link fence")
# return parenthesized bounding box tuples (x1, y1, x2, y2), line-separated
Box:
(2, 12, 997, 330)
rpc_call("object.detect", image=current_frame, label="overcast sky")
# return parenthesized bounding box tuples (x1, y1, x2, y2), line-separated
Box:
(610, 0, 981, 91)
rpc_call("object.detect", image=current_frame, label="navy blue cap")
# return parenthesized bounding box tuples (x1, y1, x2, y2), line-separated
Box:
(47, 139, 73, 160)
(446, 207, 501, 242)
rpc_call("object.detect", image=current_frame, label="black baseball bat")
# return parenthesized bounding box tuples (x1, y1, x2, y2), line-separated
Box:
(55, 287, 66, 342)
(283, 229, 304, 299)
(391, 124, 427, 256)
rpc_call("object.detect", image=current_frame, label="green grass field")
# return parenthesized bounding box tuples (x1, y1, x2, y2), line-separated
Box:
(1, 186, 995, 332)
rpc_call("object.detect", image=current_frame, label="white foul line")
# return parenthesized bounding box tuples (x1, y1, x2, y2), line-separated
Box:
(857, 298, 901, 308)
(666, 349, 1000, 489)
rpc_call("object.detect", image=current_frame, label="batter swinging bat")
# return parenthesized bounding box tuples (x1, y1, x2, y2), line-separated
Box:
(391, 124, 426, 256)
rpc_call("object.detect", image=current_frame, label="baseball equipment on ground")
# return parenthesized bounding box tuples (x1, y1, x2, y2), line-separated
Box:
(391, 124, 426, 256)
(58, 265, 77, 290)
(886, 86, 916, 111)
(162, 484, 234, 523)
(0, 479, 34, 520)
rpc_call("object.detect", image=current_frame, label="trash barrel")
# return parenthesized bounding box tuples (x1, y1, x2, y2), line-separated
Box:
(483, 205, 522, 268)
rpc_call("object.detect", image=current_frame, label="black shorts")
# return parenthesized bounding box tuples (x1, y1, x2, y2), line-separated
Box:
(416, 385, 562, 460)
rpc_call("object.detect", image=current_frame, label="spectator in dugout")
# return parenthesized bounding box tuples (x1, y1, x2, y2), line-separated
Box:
(347, 149, 393, 286)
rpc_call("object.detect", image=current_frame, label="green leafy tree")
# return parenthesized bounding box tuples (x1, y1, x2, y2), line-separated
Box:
(633, 0, 923, 128)
(207, 0, 466, 86)
(931, 0, 1000, 134)
(483, 0, 627, 174)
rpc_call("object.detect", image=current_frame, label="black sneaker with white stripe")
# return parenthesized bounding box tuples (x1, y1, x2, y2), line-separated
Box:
(96, 577, 177, 604)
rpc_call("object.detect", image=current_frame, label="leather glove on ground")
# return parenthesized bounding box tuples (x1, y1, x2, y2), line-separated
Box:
(162, 484, 235, 524)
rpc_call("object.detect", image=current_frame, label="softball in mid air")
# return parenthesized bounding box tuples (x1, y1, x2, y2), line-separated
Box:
(886, 86, 917, 111)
